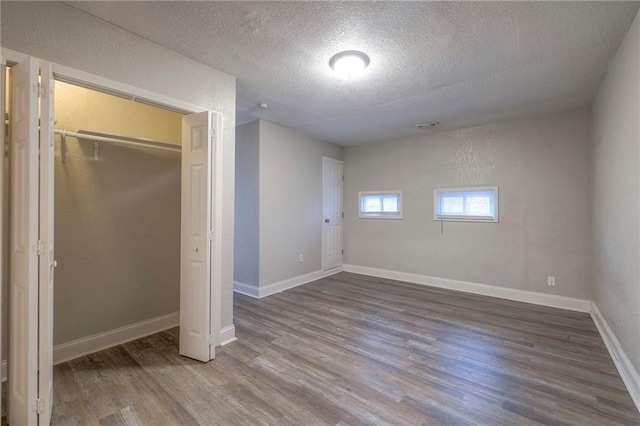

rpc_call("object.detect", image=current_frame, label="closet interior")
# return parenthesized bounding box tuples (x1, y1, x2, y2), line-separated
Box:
(53, 80, 183, 352)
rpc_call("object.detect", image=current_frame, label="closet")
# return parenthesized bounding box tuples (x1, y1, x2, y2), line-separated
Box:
(3, 53, 220, 426)
(53, 81, 182, 353)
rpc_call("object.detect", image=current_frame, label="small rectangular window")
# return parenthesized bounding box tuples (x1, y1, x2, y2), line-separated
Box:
(434, 187, 498, 222)
(359, 191, 402, 219)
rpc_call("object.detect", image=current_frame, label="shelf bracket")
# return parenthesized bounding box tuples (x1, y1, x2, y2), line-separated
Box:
(60, 133, 67, 163)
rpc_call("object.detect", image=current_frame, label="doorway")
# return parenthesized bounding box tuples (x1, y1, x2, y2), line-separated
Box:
(53, 80, 183, 362)
(3, 54, 221, 425)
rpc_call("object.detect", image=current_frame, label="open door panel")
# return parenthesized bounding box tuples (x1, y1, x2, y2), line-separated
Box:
(179, 111, 214, 362)
(8, 56, 55, 426)
(38, 60, 55, 426)
(8, 56, 40, 426)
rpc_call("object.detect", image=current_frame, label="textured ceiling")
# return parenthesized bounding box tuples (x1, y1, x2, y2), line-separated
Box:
(66, 1, 639, 146)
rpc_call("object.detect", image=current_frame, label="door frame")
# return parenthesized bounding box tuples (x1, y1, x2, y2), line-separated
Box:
(321, 156, 344, 272)
(0, 55, 5, 416)
(1, 45, 224, 418)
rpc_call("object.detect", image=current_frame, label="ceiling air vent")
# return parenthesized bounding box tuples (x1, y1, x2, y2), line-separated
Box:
(415, 121, 439, 129)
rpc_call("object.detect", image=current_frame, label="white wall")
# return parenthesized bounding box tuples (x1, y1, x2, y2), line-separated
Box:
(234, 120, 342, 289)
(592, 10, 640, 375)
(258, 121, 342, 285)
(234, 121, 259, 286)
(344, 109, 593, 299)
(1, 1, 237, 328)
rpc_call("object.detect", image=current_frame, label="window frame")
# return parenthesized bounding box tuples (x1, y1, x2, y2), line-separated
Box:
(358, 190, 403, 219)
(433, 186, 499, 223)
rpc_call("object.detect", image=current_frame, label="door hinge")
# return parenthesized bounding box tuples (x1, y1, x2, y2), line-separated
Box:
(208, 335, 216, 346)
(208, 231, 215, 241)
(341, 249, 344, 255)
(33, 83, 48, 99)
(33, 240, 46, 255)
(32, 397, 46, 414)
(342, 212, 344, 218)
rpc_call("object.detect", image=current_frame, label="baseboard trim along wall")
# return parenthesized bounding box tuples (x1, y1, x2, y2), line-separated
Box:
(591, 303, 640, 411)
(234, 266, 343, 299)
(53, 311, 180, 365)
(219, 324, 237, 346)
(342, 264, 592, 313)
(233, 281, 260, 298)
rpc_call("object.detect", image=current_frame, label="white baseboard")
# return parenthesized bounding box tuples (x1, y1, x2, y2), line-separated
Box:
(1, 359, 6, 382)
(53, 311, 180, 365)
(234, 266, 343, 299)
(233, 281, 260, 298)
(342, 264, 592, 313)
(591, 303, 640, 411)
(219, 324, 237, 346)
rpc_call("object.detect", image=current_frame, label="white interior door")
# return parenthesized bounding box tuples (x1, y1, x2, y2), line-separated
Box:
(8, 56, 39, 426)
(180, 111, 214, 362)
(322, 157, 343, 271)
(38, 61, 55, 426)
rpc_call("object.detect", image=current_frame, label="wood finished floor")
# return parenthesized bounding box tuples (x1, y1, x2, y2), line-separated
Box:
(51, 272, 640, 426)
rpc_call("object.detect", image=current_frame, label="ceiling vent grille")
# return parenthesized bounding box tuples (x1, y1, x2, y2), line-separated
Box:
(415, 121, 439, 129)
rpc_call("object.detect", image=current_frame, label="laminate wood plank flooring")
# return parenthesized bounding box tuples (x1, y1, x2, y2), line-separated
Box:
(51, 272, 640, 425)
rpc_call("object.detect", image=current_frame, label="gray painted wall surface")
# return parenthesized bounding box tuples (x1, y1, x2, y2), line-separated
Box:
(592, 11, 640, 375)
(1, 1, 237, 329)
(234, 121, 259, 286)
(258, 121, 342, 286)
(344, 109, 593, 299)
(54, 142, 181, 344)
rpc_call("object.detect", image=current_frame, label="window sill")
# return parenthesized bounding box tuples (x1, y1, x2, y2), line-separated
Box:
(359, 215, 403, 220)
(433, 217, 498, 223)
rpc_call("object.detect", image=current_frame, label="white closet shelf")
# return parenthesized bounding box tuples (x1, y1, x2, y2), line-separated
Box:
(55, 129, 181, 161)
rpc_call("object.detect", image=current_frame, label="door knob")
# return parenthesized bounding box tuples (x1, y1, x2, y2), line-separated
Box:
(53, 260, 58, 268)
(194, 247, 199, 252)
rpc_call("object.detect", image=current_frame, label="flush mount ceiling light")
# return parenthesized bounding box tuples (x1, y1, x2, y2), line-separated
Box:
(329, 50, 370, 79)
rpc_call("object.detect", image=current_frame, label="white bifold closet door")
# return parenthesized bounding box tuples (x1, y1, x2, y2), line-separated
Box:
(8, 56, 55, 425)
(180, 111, 215, 362)
(38, 60, 56, 426)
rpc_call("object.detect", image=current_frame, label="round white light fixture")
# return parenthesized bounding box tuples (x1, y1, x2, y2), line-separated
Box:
(329, 50, 370, 79)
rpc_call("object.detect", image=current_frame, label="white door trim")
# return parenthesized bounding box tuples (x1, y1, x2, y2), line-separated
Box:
(0, 54, 5, 418)
(211, 113, 224, 347)
(0, 48, 28, 64)
(50, 62, 206, 115)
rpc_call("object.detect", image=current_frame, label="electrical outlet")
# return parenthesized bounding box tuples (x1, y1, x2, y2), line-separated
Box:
(299, 254, 304, 263)
(547, 276, 556, 287)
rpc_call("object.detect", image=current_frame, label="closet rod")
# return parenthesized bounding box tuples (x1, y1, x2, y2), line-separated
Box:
(54, 130, 181, 153)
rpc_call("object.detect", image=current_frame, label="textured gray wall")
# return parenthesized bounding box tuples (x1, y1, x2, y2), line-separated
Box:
(344, 109, 593, 299)
(1, 1, 236, 330)
(259, 121, 342, 286)
(234, 121, 259, 286)
(592, 10, 640, 376)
